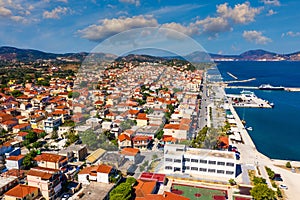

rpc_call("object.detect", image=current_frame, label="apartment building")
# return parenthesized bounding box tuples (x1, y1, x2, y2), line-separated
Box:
(27, 167, 63, 200)
(164, 144, 236, 179)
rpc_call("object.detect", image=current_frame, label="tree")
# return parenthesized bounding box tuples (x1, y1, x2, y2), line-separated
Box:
(22, 150, 37, 169)
(250, 183, 275, 200)
(228, 179, 236, 185)
(252, 176, 267, 185)
(155, 130, 164, 140)
(51, 131, 58, 140)
(286, 161, 292, 168)
(109, 182, 132, 200)
(265, 167, 275, 179)
(25, 131, 38, 143)
(68, 91, 80, 99)
(11, 90, 23, 98)
(126, 177, 137, 186)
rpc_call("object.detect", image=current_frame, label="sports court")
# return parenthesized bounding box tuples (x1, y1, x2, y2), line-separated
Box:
(171, 183, 228, 200)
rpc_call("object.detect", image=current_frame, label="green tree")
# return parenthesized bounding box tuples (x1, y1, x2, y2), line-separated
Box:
(252, 176, 267, 185)
(68, 91, 80, 99)
(11, 90, 23, 98)
(126, 177, 137, 186)
(22, 150, 37, 169)
(51, 131, 58, 140)
(286, 162, 292, 168)
(265, 167, 275, 179)
(155, 130, 164, 140)
(250, 183, 275, 200)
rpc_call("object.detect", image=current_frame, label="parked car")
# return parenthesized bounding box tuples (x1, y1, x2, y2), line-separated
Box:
(279, 185, 288, 189)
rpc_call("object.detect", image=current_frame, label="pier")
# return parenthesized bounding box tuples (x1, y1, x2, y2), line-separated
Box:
(223, 78, 256, 84)
(227, 72, 238, 80)
(226, 85, 300, 92)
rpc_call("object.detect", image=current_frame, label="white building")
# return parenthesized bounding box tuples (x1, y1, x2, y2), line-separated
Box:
(164, 144, 236, 179)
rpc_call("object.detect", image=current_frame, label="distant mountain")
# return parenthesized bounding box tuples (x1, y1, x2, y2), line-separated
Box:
(0, 46, 115, 63)
(1, 46, 300, 62)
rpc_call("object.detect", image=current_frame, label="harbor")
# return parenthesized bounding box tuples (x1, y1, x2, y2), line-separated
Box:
(226, 90, 274, 108)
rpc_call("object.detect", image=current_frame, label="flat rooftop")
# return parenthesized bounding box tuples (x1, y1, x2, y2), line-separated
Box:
(79, 181, 114, 200)
(0, 176, 18, 188)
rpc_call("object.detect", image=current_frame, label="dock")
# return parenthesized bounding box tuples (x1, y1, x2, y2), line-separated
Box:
(227, 72, 238, 80)
(226, 90, 273, 108)
(223, 78, 256, 84)
(226, 86, 300, 92)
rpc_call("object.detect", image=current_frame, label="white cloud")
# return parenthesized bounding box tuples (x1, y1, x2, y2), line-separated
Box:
(0, 6, 12, 16)
(119, 0, 140, 7)
(43, 6, 69, 19)
(266, 9, 277, 16)
(194, 16, 232, 35)
(261, 0, 280, 6)
(217, 2, 262, 24)
(243, 30, 272, 44)
(282, 31, 300, 37)
(78, 15, 158, 41)
(160, 22, 198, 36)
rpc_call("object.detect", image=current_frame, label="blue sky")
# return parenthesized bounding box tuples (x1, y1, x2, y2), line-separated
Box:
(0, 0, 299, 55)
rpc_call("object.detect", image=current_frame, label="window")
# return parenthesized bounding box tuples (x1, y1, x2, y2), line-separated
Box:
(226, 162, 234, 167)
(165, 158, 173, 162)
(174, 159, 181, 163)
(208, 160, 216, 165)
(200, 159, 207, 164)
(208, 169, 216, 173)
(184, 166, 190, 170)
(199, 168, 207, 172)
(226, 171, 234, 175)
(217, 162, 225, 166)
(165, 166, 172, 170)
(191, 167, 198, 171)
(184, 158, 190, 162)
(217, 170, 225, 174)
(191, 159, 198, 163)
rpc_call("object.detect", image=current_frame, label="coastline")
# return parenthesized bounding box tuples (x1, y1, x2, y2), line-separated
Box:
(224, 89, 300, 164)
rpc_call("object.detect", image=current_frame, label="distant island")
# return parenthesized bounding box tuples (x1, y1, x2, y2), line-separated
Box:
(1, 46, 300, 63)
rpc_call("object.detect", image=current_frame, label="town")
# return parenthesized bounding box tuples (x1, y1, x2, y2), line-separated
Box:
(0, 56, 293, 200)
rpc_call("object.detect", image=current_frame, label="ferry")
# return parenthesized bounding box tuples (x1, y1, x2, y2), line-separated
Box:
(258, 84, 284, 90)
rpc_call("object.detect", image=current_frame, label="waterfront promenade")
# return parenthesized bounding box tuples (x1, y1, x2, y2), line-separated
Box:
(227, 95, 300, 199)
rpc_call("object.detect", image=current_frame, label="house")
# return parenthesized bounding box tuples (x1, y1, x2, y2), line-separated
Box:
(43, 117, 62, 133)
(1, 120, 18, 131)
(118, 134, 132, 149)
(12, 123, 31, 134)
(77, 166, 98, 185)
(27, 167, 63, 200)
(0, 113, 14, 123)
(29, 114, 45, 129)
(0, 176, 19, 196)
(86, 118, 102, 129)
(5, 155, 24, 170)
(96, 164, 113, 183)
(78, 164, 114, 184)
(4, 184, 39, 200)
(34, 153, 68, 170)
(134, 180, 157, 199)
(58, 144, 88, 161)
(136, 113, 149, 127)
(120, 147, 140, 163)
(132, 136, 152, 150)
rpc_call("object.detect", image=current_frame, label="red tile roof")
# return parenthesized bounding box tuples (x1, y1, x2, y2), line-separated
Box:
(121, 148, 140, 156)
(6, 155, 24, 161)
(96, 164, 112, 174)
(27, 170, 52, 180)
(34, 153, 65, 163)
(118, 134, 131, 142)
(5, 185, 38, 198)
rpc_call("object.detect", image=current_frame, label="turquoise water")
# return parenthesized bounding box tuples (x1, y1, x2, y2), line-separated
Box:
(218, 62, 300, 161)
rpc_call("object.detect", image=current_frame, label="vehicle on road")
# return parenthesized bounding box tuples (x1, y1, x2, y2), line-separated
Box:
(279, 184, 288, 189)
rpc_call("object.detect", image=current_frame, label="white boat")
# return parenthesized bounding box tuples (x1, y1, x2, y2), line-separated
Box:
(258, 84, 284, 90)
(246, 127, 253, 131)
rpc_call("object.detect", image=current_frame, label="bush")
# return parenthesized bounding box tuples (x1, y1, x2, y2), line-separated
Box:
(286, 162, 292, 168)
